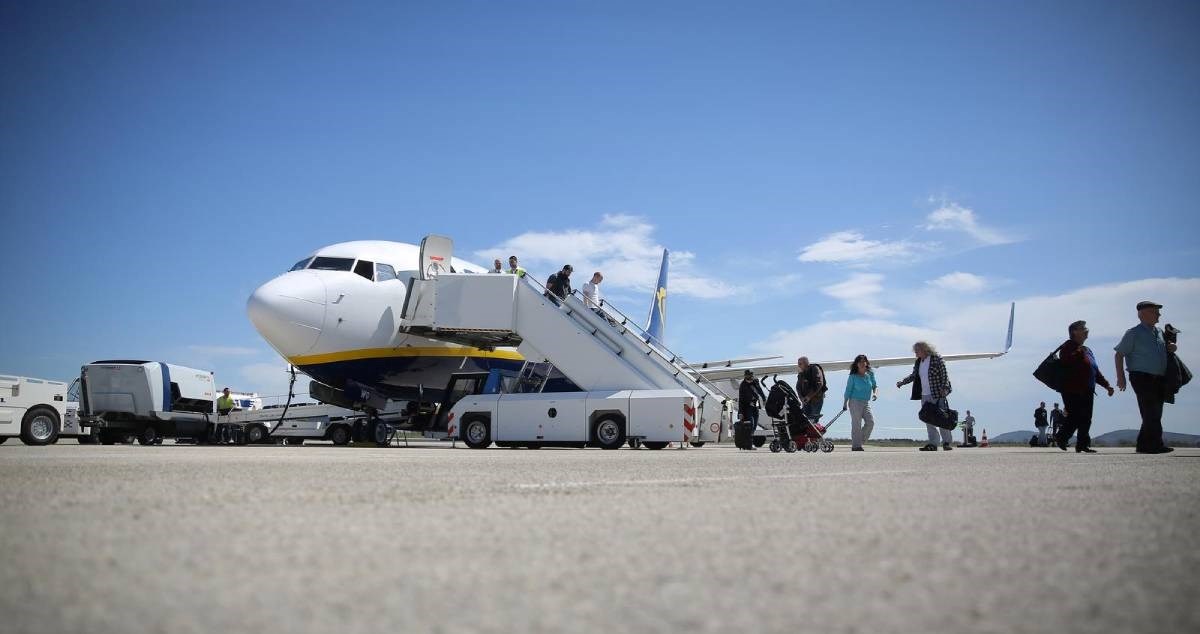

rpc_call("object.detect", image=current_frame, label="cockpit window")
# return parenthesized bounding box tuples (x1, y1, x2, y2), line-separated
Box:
(376, 263, 398, 282)
(353, 260, 375, 281)
(308, 257, 355, 272)
(289, 257, 312, 272)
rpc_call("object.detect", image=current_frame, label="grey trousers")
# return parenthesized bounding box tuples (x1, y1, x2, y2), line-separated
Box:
(923, 395, 953, 445)
(848, 399, 875, 449)
(1037, 426, 1048, 446)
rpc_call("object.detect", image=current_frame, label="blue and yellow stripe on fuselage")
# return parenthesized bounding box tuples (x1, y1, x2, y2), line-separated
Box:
(288, 346, 527, 402)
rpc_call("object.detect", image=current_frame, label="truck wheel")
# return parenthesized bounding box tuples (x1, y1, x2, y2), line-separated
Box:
(461, 417, 491, 449)
(329, 425, 351, 446)
(21, 406, 60, 446)
(642, 441, 669, 450)
(137, 425, 160, 446)
(245, 425, 266, 444)
(592, 416, 625, 450)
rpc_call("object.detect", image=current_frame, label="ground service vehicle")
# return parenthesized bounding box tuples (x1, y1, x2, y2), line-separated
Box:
(0, 375, 85, 445)
(80, 361, 216, 445)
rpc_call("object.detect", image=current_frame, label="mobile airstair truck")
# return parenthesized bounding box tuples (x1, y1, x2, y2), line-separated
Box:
(399, 235, 732, 449)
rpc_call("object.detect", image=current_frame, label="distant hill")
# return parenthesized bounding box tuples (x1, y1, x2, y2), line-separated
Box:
(986, 429, 1200, 447)
(989, 430, 1040, 444)
(1092, 429, 1200, 447)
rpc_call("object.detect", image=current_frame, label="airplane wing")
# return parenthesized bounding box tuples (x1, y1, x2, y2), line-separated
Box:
(693, 302, 1015, 384)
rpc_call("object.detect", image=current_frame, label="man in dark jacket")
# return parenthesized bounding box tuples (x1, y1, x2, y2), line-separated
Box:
(1034, 402, 1048, 446)
(1055, 320, 1114, 453)
(738, 370, 767, 450)
(1049, 403, 1064, 441)
(545, 264, 573, 304)
(796, 357, 827, 421)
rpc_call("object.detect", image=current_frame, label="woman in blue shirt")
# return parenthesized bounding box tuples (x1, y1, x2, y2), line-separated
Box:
(843, 354, 878, 451)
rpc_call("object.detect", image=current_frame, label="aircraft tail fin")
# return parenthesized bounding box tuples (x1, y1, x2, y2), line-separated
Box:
(645, 249, 669, 346)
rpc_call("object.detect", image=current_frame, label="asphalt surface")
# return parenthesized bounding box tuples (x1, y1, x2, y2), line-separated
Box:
(2, 442, 1198, 634)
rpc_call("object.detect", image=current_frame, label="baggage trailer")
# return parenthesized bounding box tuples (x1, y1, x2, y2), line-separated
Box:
(80, 360, 217, 445)
(215, 402, 408, 446)
(0, 375, 86, 445)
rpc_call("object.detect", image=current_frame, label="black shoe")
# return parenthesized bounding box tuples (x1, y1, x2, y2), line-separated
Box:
(919, 444, 937, 452)
(1055, 435, 1068, 451)
(942, 443, 953, 451)
(1077, 447, 1097, 453)
(1136, 446, 1174, 454)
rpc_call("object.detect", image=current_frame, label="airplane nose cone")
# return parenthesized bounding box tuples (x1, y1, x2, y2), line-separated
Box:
(247, 272, 328, 357)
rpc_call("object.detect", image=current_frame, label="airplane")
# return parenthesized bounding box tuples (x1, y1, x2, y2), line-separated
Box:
(247, 238, 1013, 413)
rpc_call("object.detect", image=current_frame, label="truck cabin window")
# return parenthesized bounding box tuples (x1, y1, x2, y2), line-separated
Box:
(308, 257, 355, 272)
(353, 260, 375, 281)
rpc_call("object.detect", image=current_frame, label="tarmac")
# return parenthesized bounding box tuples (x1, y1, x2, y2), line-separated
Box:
(2, 442, 1198, 634)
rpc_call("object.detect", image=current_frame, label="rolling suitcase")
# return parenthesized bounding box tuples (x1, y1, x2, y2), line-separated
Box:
(734, 419, 753, 449)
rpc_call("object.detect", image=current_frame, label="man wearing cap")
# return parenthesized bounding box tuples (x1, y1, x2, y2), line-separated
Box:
(545, 264, 574, 304)
(1114, 301, 1178, 454)
(738, 370, 767, 450)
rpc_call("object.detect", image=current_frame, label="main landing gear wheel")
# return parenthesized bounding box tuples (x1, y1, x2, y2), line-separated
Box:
(371, 420, 389, 446)
(804, 440, 819, 453)
(462, 418, 491, 449)
(592, 416, 625, 450)
(769, 440, 782, 453)
(820, 439, 835, 453)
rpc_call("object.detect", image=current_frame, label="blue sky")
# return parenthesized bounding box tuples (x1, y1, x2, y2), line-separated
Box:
(3, 1, 1197, 438)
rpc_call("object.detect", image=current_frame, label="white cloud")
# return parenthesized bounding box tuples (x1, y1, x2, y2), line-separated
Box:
(476, 214, 740, 300)
(188, 345, 260, 356)
(923, 201, 1017, 246)
(928, 272, 987, 293)
(821, 273, 893, 317)
(746, 277, 1200, 440)
(798, 231, 930, 264)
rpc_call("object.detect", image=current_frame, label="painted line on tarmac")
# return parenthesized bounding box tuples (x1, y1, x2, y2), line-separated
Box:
(512, 469, 915, 490)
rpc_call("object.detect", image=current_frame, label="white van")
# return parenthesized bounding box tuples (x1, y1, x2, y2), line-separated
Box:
(0, 375, 84, 445)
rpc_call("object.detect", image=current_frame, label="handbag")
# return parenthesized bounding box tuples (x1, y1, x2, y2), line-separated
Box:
(1033, 345, 1067, 392)
(918, 401, 958, 430)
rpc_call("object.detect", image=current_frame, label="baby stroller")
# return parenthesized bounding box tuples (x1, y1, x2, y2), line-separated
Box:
(764, 380, 835, 453)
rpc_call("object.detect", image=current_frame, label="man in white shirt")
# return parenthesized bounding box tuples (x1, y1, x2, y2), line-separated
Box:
(582, 272, 604, 308)
(489, 259, 503, 273)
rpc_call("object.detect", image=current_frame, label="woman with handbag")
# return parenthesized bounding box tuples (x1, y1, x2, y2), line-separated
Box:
(1055, 320, 1114, 453)
(896, 341, 955, 451)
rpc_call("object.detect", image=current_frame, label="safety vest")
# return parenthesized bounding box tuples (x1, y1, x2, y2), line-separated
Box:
(217, 395, 236, 411)
(508, 266, 526, 278)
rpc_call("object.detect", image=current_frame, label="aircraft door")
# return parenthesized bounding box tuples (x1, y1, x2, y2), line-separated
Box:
(419, 235, 454, 280)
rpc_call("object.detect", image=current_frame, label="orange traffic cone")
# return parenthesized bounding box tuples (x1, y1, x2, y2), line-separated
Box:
(980, 429, 990, 448)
